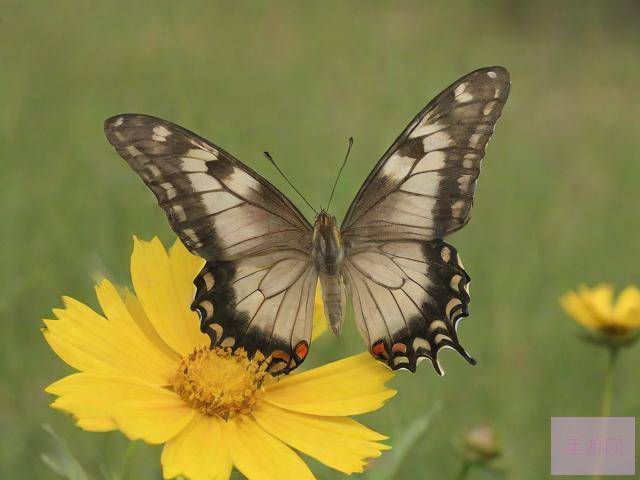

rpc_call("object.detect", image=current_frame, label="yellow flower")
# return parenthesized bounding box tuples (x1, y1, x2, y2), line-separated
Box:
(43, 237, 395, 480)
(561, 284, 640, 339)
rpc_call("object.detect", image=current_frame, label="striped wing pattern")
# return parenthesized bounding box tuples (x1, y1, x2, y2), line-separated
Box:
(345, 240, 472, 373)
(342, 67, 510, 243)
(342, 66, 510, 372)
(104, 115, 315, 372)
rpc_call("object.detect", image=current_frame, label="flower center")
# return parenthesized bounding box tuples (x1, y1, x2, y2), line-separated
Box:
(170, 347, 270, 419)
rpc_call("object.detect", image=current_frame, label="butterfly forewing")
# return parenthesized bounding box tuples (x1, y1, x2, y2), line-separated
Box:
(104, 114, 312, 260)
(104, 114, 316, 372)
(341, 66, 510, 372)
(341, 66, 510, 243)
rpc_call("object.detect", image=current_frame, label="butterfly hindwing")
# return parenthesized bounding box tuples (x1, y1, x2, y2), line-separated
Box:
(344, 239, 473, 373)
(104, 114, 316, 372)
(341, 66, 510, 243)
(193, 252, 317, 374)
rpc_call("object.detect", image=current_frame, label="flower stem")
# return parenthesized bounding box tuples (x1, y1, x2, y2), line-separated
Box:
(118, 441, 139, 480)
(593, 345, 619, 479)
(600, 346, 618, 418)
(455, 459, 473, 480)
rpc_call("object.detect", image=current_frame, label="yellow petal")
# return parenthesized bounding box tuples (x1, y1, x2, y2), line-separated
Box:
(253, 402, 389, 474)
(43, 288, 176, 385)
(122, 286, 178, 360)
(311, 282, 328, 342)
(227, 415, 315, 480)
(264, 352, 396, 416)
(130, 237, 208, 356)
(560, 291, 602, 330)
(161, 415, 231, 480)
(581, 284, 614, 323)
(613, 286, 640, 328)
(46, 373, 195, 444)
(42, 296, 116, 373)
(95, 279, 179, 384)
(76, 417, 117, 432)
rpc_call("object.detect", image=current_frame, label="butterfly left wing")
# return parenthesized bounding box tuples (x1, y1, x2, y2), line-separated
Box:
(104, 114, 316, 373)
(104, 114, 312, 261)
(193, 251, 317, 373)
(341, 67, 510, 372)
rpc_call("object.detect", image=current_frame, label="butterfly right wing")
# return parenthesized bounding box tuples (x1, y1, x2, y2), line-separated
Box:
(344, 240, 472, 374)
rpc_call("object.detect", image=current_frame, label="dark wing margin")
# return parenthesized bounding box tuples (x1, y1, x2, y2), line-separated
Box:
(104, 114, 316, 373)
(341, 66, 510, 243)
(193, 252, 317, 374)
(104, 114, 312, 261)
(344, 240, 473, 374)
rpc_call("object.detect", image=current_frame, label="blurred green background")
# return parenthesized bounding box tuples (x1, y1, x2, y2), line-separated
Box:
(2, 1, 639, 478)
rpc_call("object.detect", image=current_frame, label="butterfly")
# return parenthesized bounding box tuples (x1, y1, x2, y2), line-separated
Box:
(104, 66, 510, 375)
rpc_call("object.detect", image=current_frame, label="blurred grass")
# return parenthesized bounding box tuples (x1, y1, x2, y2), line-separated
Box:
(1, 1, 640, 478)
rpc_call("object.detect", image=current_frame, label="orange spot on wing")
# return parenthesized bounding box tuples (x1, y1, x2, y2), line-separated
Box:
(392, 342, 407, 354)
(294, 341, 309, 361)
(371, 341, 389, 359)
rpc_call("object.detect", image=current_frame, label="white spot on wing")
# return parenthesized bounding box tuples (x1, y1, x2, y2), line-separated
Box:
(379, 153, 414, 180)
(454, 83, 473, 103)
(180, 157, 208, 172)
(183, 228, 199, 242)
(457, 174, 473, 190)
(220, 337, 236, 348)
(171, 205, 187, 222)
(445, 298, 462, 318)
(413, 151, 446, 173)
(400, 171, 440, 196)
(186, 148, 217, 161)
(113, 117, 124, 127)
(409, 121, 445, 139)
(200, 191, 243, 215)
(483, 101, 497, 116)
(225, 168, 261, 197)
(152, 126, 171, 142)
(393, 356, 410, 367)
(126, 146, 142, 156)
(153, 126, 171, 137)
(187, 173, 222, 192)
(160, 182, 177, 200)
(413, 337, 431, 352)
(429, 320, 447, 332)
(469, 133, 484, 149)
(422, 131, 451, 151)
(487, 71, 498, 79)
(146, 164, 161, 178)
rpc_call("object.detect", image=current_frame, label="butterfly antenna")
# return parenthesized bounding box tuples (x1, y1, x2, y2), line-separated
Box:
(326, 137, 353, 212)
(263, 151, 318, 214)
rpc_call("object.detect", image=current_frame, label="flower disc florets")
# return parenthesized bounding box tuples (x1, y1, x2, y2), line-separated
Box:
(171, 347, 270, 419)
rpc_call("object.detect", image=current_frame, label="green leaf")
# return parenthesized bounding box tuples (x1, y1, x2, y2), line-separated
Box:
(40, 424, 91, 480)
(365, 401, 442, 480)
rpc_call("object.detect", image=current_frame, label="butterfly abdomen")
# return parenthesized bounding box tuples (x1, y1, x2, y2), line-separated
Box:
(312, 212, 347, 335)
(319, 272, 347, 336)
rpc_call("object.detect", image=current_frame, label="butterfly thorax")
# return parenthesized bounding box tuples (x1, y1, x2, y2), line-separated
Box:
(312, 212, 347, 336)
(312, 212, 344, 275)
